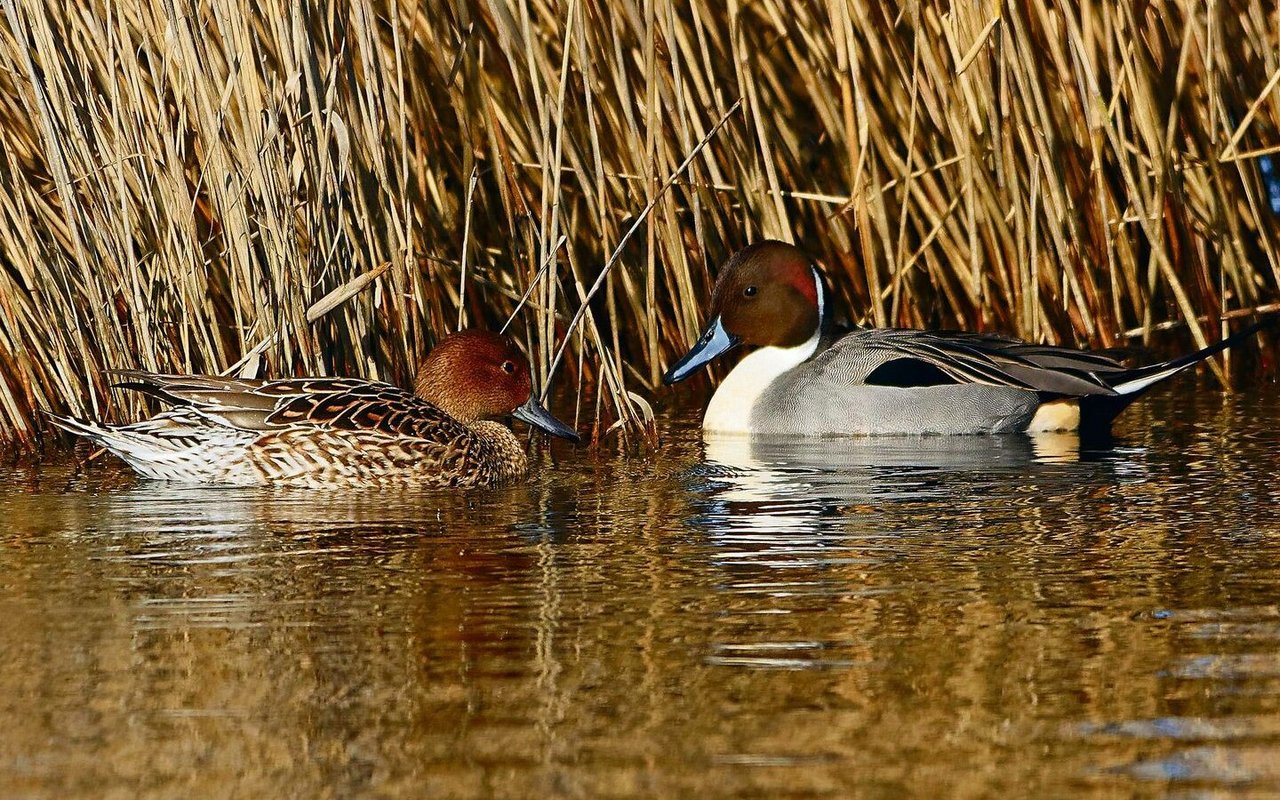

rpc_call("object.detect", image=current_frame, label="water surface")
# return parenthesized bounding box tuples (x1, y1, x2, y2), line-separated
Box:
(3, 387, 1280, 797)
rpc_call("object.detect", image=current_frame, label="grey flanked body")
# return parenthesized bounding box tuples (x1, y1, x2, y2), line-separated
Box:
(746, 328, 1117, 435)
(753, 353, 1038, 436)
(663, 240, 1271, 438)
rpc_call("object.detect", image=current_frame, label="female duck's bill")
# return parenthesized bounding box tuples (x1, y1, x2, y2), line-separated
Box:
(663, 240, 1271, 437)
(513, 395, 579, 442)
(46, 329, 578, 488)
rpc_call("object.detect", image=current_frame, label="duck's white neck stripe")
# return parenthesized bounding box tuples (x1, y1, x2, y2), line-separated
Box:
(701, 267, 825, 434)
(813, 266, 825, 328)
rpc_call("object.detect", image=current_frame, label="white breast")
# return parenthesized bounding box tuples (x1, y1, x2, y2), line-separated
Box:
(702, 331, 820, 434)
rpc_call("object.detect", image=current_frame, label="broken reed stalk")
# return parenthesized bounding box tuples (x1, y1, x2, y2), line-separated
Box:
(0, 0, 1278, 449)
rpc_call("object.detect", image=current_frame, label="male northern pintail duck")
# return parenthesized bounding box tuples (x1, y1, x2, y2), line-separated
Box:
(664, 241, 1268, 436)
(49, 330, 579, 487)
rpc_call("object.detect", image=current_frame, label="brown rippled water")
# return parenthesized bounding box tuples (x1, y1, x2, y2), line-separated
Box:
(4, 385, 1280, 798)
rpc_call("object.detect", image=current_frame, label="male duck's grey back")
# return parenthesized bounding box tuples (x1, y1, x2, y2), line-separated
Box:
(664, 241, 1270, 437)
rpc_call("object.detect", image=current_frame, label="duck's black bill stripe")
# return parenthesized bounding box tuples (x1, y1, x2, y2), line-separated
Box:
(663, 317, 741, 384)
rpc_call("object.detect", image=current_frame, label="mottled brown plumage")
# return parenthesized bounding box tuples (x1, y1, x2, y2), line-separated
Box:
(48, 331, 578, 488)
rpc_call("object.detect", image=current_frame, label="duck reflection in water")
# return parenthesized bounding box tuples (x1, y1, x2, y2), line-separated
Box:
(687, 430, 1138, 533)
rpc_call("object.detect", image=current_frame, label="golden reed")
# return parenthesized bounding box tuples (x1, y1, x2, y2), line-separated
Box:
(1, 0, 1277, 447)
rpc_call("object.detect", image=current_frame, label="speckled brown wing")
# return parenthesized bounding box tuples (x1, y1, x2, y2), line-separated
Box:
(111, 371, 470, 438)
(105, 371, 525, 488)
(247, 388, 515, 489)
(259, 380, 471, 439)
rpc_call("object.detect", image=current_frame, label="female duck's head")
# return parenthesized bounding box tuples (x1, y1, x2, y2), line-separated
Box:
(416, 330, 579, 442)
(664, 241, 824, 384)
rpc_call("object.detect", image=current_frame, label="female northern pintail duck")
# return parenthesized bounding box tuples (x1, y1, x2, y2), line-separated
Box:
(664, 241, 1267, 436)
(49, 330, 579, 487)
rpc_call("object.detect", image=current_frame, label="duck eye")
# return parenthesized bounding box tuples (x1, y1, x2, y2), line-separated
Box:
(743, 285, 758, 298)
(501, 360, 516, 375)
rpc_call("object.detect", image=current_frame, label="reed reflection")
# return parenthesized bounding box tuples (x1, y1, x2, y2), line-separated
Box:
(4, 392, 1280, 797)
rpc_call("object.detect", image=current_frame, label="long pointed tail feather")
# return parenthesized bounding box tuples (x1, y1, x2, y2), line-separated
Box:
(45, 411, 111, 444)
(1080, 316, 1273, 433)
(1109, 316, 1274, 396)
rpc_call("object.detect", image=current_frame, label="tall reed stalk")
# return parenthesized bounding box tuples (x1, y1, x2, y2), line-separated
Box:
(1, 0, 1277, 447)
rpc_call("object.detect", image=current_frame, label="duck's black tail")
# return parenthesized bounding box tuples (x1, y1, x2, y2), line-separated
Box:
(1081, 316, 1274, 433)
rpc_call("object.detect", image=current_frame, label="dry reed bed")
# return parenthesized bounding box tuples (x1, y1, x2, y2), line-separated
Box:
(1, 0, 1278, 447)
